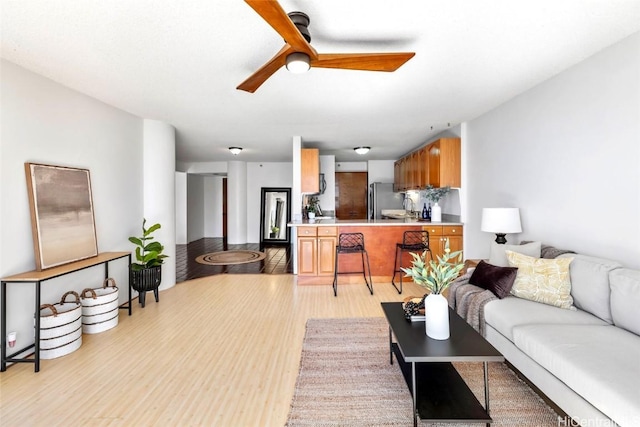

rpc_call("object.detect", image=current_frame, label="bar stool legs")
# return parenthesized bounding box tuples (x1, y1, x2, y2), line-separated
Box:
(391, 246, 404, 294)
(333, 233, 374, 297)
(392, 230, 431, 294)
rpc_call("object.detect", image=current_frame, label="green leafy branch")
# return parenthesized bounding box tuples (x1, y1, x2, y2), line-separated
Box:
(401, 238, 464, 294)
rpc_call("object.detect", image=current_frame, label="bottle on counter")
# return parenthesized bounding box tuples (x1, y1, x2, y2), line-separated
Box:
(422, 203, 428, 220)
(427, 203, 432, 221)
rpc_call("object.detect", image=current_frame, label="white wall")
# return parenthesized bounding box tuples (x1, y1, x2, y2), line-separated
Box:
(0, 60, 143, 352)
(335, 162, 367, 172)
(464, 32, 640, 268)
(143, 120, 176, 291)
(367, 160, 395, 185)
(187, 174, 205, 243)
(246, 162, 293, 242)
(175, 172, 187, 244)
(204, 175, 223, 238)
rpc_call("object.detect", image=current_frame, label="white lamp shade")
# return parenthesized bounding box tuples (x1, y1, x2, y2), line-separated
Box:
(481, 208, 522, 233)
(286, 52, 310, 74)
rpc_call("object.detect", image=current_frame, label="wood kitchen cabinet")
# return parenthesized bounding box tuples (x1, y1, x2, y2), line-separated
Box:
(393, 160, 401, 192)
(393, 137, 460, 191)
(423, 225, 463, 261)
(418, 146, 429, 188)
(301, 148, 319, 193)
(297, 226, 337, 277)
(428, 138, 461, 188)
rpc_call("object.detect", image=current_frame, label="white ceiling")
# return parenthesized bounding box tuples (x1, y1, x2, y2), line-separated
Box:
(2, 1, 639, 163)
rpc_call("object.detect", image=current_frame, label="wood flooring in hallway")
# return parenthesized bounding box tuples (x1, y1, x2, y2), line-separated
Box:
(175, 238, 293, 283)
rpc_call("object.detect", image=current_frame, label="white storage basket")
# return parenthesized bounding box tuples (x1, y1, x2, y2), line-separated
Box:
(80, 278, 119, 334)
(40, 291, 83, 360)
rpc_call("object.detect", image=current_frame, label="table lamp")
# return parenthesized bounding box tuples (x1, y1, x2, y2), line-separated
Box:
(481, 208, 522, 244)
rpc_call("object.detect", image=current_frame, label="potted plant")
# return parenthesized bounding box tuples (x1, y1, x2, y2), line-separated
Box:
(306, 203, 317, 219)
(128, 219, 167, 307)
(422, 185, 450, 222)
(401, 238, 464, 340)
(270, 225, 280, 239)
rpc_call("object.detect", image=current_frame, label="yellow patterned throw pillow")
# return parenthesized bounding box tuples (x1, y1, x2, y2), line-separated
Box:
(506, 250, 575, 310)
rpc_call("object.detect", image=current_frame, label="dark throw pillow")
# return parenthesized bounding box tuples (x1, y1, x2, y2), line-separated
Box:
(469, 260, 518, 299)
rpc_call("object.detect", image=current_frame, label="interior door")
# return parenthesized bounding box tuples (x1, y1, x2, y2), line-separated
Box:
(335, 172, 368, 219)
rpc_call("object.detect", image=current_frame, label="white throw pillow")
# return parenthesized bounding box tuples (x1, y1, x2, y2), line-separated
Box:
(489, 241, 542, 267)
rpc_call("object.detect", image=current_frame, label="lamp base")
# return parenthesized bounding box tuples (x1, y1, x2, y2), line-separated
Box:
(494, 233, 507, 244)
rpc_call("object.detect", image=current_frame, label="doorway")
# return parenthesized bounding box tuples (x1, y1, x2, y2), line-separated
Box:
(335, 172, 368, 219)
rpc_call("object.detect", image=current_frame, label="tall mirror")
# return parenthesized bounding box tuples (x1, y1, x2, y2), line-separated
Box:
(260, 187, 291, 246)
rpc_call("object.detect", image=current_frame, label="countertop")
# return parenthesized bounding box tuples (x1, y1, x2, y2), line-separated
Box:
(288, 218, 463, 227)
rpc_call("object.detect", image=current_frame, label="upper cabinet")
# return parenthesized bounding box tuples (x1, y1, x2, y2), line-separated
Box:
(301, 148, 320, 193)
(428, 138, 461, 188)
(394, 137, 460, 191)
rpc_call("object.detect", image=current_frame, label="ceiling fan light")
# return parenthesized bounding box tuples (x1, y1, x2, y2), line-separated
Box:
(286, 52, 310, 74)
(229, 147, 243, 155)
(354, 146, 371, 155)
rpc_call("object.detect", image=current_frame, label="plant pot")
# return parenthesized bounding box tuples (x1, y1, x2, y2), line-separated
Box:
(424, 293, 449, 340)
(130, 265, 162, 308)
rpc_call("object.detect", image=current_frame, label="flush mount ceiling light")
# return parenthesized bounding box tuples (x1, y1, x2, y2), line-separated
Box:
(354, 147, 371, 155)
(285, 52, 310, 74)
(228, 147, 243, 155)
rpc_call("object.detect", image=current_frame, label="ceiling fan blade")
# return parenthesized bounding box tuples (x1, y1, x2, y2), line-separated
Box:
(245, 0, 317, 58)
(311, 52, 415, 71)
(237, 45, 293, 93)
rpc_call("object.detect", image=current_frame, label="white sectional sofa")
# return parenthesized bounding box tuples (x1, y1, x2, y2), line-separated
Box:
(455, 252, 640, 427)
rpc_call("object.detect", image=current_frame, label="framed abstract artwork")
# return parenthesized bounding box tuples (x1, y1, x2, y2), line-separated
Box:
(25, 163, 98, 270)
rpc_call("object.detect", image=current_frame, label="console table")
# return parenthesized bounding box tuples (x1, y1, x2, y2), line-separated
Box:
(1, 252, 131, 372)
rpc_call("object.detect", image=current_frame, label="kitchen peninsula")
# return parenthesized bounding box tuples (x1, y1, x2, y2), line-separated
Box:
(289, 218, 463, 285)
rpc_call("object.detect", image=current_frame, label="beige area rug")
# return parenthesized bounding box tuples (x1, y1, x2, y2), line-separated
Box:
(195, 250, 266, 265)
(286, 317, 560, 427)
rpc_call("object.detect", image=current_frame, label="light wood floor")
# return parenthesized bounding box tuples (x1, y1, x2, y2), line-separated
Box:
(0, 275, 426, 427)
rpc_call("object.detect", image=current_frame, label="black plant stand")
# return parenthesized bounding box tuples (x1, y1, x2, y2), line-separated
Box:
(130, 265, 162, 307)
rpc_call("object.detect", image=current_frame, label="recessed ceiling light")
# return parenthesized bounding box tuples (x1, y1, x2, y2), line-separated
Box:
(229, 147, 243, 155)
(354, 146, 371, 155)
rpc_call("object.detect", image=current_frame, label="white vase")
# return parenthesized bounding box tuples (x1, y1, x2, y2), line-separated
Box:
(308, 212, 315, 219)
(424, 293, 450, 340)
(431, 202, 442, 222)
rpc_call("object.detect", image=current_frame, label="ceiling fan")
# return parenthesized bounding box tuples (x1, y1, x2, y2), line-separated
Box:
(237, 0, 415, 93)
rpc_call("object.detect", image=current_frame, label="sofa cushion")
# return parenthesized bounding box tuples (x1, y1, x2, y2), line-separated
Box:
(469, 260, 518, 298)
(484, 296, 607, 341)
(489, 241, 541, 267)
(513, 324, 640, 427)
(609, 268, 640, 335)
(507, 251, 574, 309)
(558, 254, 621, 324)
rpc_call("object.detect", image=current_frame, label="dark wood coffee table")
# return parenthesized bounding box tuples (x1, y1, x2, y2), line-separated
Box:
(381, 302, 504, 427)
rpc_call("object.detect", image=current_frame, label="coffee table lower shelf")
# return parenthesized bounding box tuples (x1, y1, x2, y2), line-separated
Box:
(392, 343, 492, 424)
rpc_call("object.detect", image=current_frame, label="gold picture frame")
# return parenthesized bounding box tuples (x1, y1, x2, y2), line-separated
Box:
(25, 163, 98, 270)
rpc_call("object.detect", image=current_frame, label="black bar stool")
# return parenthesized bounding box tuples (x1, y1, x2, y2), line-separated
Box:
(333, 233, 374, 297)
(392, 230, 431, 294)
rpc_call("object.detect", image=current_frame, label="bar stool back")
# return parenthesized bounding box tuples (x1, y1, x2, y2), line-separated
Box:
(332, 233, 374, 297)
(392, 230, 431, 293)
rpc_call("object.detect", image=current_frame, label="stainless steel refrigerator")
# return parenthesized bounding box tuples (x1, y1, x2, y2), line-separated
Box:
(369, 182, 405, 219)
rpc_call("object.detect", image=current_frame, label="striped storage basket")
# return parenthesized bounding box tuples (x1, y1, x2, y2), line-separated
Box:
(80, 278, 119, 334)
(40, 291, 83, 360)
